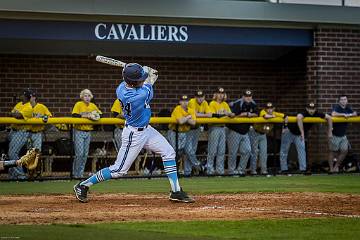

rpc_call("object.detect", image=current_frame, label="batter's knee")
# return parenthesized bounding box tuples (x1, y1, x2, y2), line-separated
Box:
(162, 144, 176, 160)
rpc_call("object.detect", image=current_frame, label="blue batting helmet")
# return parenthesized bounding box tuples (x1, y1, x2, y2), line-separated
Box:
(122, 63, 148, 82)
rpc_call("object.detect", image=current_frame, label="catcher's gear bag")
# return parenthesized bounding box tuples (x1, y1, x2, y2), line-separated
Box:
(17, 148, 40, 170)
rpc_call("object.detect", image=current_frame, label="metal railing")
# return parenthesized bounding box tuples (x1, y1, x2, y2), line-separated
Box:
(0, 116, 359, 180)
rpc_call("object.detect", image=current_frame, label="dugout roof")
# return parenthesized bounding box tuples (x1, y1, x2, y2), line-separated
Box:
(0, 0, 359, 59)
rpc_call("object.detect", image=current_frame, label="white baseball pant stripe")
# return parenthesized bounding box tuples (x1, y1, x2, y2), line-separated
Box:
(109, 125, 176, 178)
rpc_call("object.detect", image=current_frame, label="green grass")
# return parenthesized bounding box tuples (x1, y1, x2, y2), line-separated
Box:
(0, 174, 359, 195)
(1, 175, 359, 239)
(0, 218, 359, 240)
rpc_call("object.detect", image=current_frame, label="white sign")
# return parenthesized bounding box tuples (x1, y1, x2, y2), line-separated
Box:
(95, 23, 188, 42)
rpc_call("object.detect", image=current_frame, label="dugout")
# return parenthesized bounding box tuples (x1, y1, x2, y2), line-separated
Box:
(0, 0, 360, 173)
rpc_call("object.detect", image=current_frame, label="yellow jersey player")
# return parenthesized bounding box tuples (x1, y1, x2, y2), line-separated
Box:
(7, 89, 35, 179)
(187, 90, 212, 174)
(206, 87, 234, 175)
(167, 95, 201, 176)
(71, 89, 102, 178)
(22, 91, 52, 153)
(253, 102, 286, 175)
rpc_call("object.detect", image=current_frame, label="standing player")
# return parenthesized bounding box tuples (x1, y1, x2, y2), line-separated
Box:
(227, 90, 257, 176)
(24, 92, 52, 151)
(74, 63, 194, 203)
(329, 95, 357, 173)
(167, 95, 200, 177)
(187, 90, 212, 173)
(7, 89, 34, 179)
(71, 89, 102, 178)
(253, 102, 287, 175)
(280, 102, 332, 174)
(110, 99, 124, 152)
(206, 87, 234, 175)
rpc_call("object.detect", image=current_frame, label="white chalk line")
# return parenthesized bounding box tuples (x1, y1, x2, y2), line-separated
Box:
(199, 206, 360, 218)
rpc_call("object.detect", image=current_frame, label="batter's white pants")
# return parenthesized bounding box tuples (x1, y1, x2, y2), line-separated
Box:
(109, 125, 176, 178)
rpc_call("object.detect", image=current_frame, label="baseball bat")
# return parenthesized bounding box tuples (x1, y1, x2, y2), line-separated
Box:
(96, 55, 126, 68)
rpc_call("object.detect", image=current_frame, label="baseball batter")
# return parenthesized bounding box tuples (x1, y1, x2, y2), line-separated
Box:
(74, 63, 194, 203)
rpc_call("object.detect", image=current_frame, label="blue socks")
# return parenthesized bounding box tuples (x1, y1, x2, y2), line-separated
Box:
(80, 160, 181, 193)
(80, 167, 112, 187)
(163, 159, 181, 192)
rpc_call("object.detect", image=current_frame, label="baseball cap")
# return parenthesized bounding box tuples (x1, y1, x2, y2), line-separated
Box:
(266, 102, 274, 109)
(307, 102, 316, 109)
(23, 88, 36, 98)
(122, 63, 149, 82)
(217, 87, 225, 93)
(180, 95, 189, 101)
(243, 89, 252, 97)
(195, 90, 204, 97)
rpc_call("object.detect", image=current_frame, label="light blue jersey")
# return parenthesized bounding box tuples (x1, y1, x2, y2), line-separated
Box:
(116, 81, 153, 127)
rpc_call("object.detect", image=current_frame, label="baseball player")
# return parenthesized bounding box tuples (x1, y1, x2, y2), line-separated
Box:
(167, 95, 201, 177)
(24, 92, 52, 151)
(74, 63, 194, 203)
(187, 91, 212, 173)
(207, 87, 234, 175)
(111, 99, 124, 152)
(280, 102, 332, 174)
(7, 89, 35, 179)
(71, 89, 102, 178)
(227, 90, 257, 176)
(253, 102, 286, 175)
(329, 95, 357, 173)
(0, 148, 40, 174)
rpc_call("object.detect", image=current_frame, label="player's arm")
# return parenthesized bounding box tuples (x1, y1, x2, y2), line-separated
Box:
(247, 104, 258, 118)
(172, 107, 189, 125)
(177, 115, 192, 125)
(186, 109, 197, 126)
(10, 103, 24, 119)
(11, 110, 23, 119)
(187, 117, 196, 126)
(223, 103, 235, 117)
(296, 113, 305, 141)
(260, 109, 272, 119)
(143, 66, 158, 85)
(331, 105, 356, 118)
(324, 113, 333, 138)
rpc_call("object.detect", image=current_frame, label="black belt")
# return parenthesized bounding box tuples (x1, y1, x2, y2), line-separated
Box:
(125, 124, 148, 131)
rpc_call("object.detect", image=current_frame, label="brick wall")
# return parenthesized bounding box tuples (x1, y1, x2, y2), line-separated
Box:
(0, 53, 306, 117)
(306, 27, 360, 167)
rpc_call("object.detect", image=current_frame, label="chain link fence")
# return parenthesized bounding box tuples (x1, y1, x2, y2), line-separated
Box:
(0, 121, 359, 180)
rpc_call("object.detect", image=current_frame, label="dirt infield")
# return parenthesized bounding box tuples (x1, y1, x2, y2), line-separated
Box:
(0, 192, 359, 224)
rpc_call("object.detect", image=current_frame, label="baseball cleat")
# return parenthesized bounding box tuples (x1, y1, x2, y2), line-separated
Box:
(73, 183, 89, 203)
(169, 189, 195, 203)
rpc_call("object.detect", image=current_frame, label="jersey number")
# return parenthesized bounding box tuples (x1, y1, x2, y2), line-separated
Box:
(120, 100, 132, 117)
(124, 102, 132, 117)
